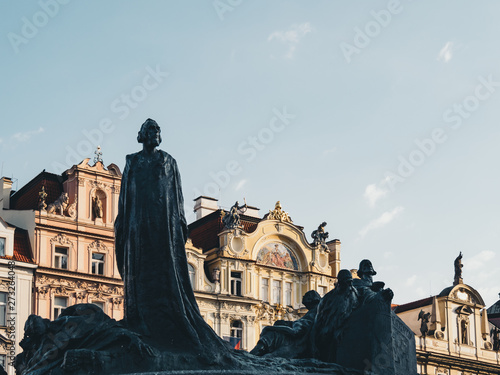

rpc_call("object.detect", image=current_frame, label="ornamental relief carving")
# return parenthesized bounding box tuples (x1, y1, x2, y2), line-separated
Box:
(89, 180, 111, 191)
(198, 300, 216, 309)
(88, 240, 108, 254)
(35, 275, 124, 298)
(227, 233, 248, 258)
(50, 233, 73, 247)
(0, 279, 10, 291)
(36, 286, 50, 298)
(216, 313, 229, 323)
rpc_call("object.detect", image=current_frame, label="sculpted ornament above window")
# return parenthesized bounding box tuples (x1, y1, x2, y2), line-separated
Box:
(267, 201, 292, 223)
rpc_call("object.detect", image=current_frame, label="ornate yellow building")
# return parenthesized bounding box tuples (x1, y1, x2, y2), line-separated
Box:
(187, 196, 340, 350)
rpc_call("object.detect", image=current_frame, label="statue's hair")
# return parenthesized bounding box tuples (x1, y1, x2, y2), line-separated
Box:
(337, 269, 352, 283)
(137, 118, 162, 144)
(302, 290, 321, 308)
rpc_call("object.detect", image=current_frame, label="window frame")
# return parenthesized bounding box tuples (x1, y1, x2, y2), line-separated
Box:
(230, 271, 242, 296)
(272, 280, 282, 305)
(261, 278, 269, 302)
(0, 237, 5, 257)
(285, 282, 292, 306)
(53, 296, 68, 320)
(91, 252, 105, 275)
(54, 246, 69, 270)
(0, 292, 6, 327)
(188, 263, 196, 289)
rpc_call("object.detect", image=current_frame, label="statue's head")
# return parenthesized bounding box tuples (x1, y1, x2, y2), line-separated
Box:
(302, 290, 321, 310)
(321, 221, 327, 227)
(137, 118, 162, 147)
(336, 269, 353, 289)
(357, 259, 376, 278)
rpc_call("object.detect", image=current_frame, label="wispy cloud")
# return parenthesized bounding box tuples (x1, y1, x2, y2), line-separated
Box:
(11, 127, 45, 142)
(466, 250, 495, 271)
(437, 41, 454, 63)
(235, 179, 247, 191)
(358, 206, 404, 239)
(364, 183, 388, 208)
(363, 175, 394, 208)
(322, 147, 337, 156)
(268, 22, 312, 59)
(405, 275, 417, 287)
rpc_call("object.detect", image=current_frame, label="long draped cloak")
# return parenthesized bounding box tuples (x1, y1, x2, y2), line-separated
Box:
(115, 149, 228, 353)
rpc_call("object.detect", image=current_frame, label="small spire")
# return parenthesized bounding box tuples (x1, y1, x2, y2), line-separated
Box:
(94, 145, 103, 164)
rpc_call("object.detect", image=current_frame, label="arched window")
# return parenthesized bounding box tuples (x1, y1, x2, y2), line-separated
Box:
(188, 264, 196, 289)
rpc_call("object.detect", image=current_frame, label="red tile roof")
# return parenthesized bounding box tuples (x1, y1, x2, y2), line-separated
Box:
(10, 171, 64, 210)
(0, 225, 34, 264)
(188, 210, 260, 253)
(393, 296, 433, 314)
(489, 316, 500, 329)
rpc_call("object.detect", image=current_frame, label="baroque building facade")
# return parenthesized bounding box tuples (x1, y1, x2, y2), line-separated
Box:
(187, 196, 340, 350)
(2, 158, 124, 325)
(395, 259, 500, 375)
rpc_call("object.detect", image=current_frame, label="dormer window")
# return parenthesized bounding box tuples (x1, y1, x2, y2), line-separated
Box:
(0, 238, 5, 257)
(54, 247, 68, 269)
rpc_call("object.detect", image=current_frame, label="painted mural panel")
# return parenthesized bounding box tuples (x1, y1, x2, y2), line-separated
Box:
(256, 242, 298, 270)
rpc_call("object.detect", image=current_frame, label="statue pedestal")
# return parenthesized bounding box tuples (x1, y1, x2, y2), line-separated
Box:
(336, 297, 417, 375)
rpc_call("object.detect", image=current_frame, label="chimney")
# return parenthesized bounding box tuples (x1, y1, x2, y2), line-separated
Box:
(245, 205, 260, 218)
(1, 177, 13, 209)
(193, 196, 219, 220)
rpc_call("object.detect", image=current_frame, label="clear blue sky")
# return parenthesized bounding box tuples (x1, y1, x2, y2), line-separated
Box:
(1, 1, 500, 307)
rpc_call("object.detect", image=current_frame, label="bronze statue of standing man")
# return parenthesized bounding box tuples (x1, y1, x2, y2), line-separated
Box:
(115, 119, 229, 354)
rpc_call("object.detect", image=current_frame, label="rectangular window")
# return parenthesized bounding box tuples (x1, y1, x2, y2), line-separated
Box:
(230, 272, 242, 296)
(0, 354, 5, 369)
(318, 286, 327, 297)
(92, 253, 105, 275)
(0, 238, 5, 257)
(54, 247, 68, 269)
(272, 280, 281, 305)
(188, 264, 196, 288)
(0, 292, 6, 326)
(53, 296, 67, 319)
(261, 278, 269, 302)
(285, 282, 292, 306)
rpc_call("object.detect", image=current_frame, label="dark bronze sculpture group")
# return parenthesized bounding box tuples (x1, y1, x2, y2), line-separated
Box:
(14, 119, 417, 375)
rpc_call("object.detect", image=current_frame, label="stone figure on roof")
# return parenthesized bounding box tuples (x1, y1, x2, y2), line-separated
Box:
(38, 186, 47, 211)
(222, 200, 247, 229)
(454, 251, 463, 285)
(267, 201, 292, 222)
(417, 310, 431, 337)
(311, 222, 329, 251)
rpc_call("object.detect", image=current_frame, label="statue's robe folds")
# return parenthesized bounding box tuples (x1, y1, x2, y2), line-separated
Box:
(115, 150, 228, 353)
